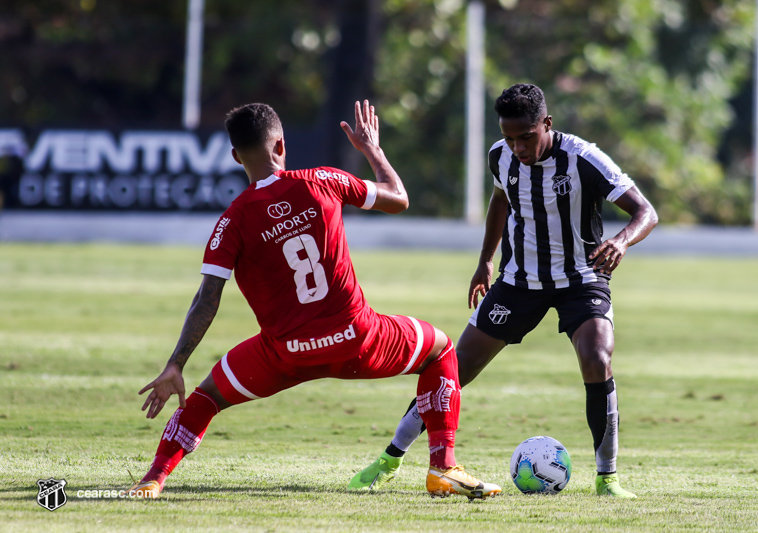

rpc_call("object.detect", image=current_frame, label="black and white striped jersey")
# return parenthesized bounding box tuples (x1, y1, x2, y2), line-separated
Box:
(489, 131, 634, 290)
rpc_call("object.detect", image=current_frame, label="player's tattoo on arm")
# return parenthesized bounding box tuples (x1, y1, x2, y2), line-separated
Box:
(168, 275, 226, 370)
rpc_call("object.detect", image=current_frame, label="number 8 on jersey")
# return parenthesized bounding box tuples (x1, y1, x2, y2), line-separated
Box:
(282, 234, 328, 304)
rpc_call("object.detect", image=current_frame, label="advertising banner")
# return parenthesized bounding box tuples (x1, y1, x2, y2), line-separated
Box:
(0, 129, 248, 211)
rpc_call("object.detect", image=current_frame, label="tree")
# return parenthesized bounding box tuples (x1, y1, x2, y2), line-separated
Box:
(375, 0, 755, 223)
(1, 0, 754, 223)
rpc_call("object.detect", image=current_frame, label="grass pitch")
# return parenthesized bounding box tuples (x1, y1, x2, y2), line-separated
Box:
(1, 243, 757, 532)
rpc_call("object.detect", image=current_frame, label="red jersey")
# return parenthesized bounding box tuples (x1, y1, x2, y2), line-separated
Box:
(201, 167, 378, 360)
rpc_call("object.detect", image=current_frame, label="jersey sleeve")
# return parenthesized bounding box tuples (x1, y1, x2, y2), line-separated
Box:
(312, 166, 376, 209)
(489, 140, 506, 190)
(201, 209, 242, 279)
(576, 144, 635, 202)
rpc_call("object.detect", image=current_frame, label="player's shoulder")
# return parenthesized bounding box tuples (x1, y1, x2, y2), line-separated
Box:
(556, 131, 595, 156)
(218, 194, 246, 226)
(489, 138, 507, 155)
(558, 131, 621, 173)
(277, 166, 353, 185)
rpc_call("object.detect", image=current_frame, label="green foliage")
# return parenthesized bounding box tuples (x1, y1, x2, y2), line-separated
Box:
(377, 0, 755, 222)
(1, 243, 758, 530)
(374, 0, 470, 216)
(0, 0, 337, 127)
(1, 0, 755, 222)
(569, 0, 754, 224)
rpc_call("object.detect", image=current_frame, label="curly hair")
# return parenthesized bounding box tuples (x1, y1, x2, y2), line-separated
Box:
(494, 84, 547, 125)
(224, 103, 283, 150)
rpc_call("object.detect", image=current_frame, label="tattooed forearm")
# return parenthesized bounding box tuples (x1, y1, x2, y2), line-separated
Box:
(167, 275, 226, 370)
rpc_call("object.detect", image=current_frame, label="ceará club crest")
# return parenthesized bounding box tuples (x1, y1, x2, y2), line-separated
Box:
(551, 175, 572, 196)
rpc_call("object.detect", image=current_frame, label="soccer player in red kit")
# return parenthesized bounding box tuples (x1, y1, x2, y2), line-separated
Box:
(129, 100, 501, 500)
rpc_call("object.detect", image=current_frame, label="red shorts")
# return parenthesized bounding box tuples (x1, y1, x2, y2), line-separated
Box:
(211, 307, 437, 404)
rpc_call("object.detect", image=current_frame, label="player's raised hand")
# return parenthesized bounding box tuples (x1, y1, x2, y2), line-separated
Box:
(139, 362, 187, 419)
(340, 100, 380, 153)
(342, 99, 408, 213)
(468, 260, 494, 309)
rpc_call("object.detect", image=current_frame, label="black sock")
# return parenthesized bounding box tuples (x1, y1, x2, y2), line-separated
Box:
(585, 378, 615, 453)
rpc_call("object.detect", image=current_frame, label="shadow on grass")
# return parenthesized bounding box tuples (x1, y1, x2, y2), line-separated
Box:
(0, 483, 417, 503)
(160, 483, 418, 501)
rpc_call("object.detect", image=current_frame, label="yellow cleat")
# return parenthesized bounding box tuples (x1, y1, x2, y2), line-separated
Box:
(426, 465, 502, 500)
(348, 452, 403, 491)
(596, 473, 637, 498)
(127, 480, 162, 499)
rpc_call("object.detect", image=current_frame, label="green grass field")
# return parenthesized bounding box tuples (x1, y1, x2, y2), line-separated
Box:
(1, 243, 757, 532)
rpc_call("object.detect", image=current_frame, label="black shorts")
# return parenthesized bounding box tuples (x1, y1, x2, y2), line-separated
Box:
(469, 277, 614, 344)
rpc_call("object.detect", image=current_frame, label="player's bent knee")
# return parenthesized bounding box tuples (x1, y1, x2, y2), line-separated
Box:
(414, 329, 453, 374)
(198, 373, 233, 411)
(577, 351, 612, 382)
(432, 327, 451, 353)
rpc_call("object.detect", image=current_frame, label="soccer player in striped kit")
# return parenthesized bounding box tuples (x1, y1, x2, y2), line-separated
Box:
(129, 100, 500, 500)
(349, 84, 658, 498)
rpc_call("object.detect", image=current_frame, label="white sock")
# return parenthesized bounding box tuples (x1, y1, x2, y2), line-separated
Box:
(596, 387, 619, 473)
(389, 403, 424, 452)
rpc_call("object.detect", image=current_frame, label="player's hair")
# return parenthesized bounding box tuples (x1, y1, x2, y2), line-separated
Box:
(494, 84, 547, 125)
(224, 103, 283, 150)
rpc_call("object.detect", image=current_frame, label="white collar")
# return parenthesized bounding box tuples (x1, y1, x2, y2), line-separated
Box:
(255, 174, 280, 189)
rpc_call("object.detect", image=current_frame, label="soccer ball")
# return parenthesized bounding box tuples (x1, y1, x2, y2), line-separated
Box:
(510, 436, 572, 494)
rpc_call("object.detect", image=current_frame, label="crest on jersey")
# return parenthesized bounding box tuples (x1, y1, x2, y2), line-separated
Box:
(552, 175, 572, 196)
(488, 304, 511, 325)
(508, 175, 518, 186)
(267, 202, 292, 219)
(37, 478, 67, 511)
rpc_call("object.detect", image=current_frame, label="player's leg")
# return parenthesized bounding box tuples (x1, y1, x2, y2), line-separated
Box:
(458, 324, 509, 387)
(347, 326, 507, 492)
(561, 283, 636, 498)
(415, 328, 501, 499)
(130, 381, 227, 498)
(381, 281, 540, 456)
(385, 324, 506, 457)
(343, 313, 499, 498)
(131, 335, 297, 498)
(348, 280, 542, 491)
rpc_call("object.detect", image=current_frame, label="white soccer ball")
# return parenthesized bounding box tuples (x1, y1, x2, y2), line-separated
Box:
(510, 436, 572, 494)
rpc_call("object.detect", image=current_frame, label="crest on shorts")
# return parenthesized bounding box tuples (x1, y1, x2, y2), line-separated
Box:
(37, 478, 67, 511)
(552, 175, 572, 196)
(488, 304, 511, 325)
(591, 298, 603, 306)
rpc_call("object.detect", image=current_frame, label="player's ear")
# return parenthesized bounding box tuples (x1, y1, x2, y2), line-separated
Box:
(231, 148, 242, 164)
(274, 137, 285, 156)
(544, 115, 552, 131)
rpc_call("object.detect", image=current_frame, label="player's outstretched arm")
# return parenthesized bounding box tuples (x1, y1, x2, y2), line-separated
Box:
(469, 187, 509, 309)
(589, 186, 658, 274)
(340, 99, 408, 214)
(138, 274, 226, 419)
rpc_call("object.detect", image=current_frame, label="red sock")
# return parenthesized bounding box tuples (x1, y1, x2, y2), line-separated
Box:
(141, 388, 219, 487)
(416, 338, 460, 470)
